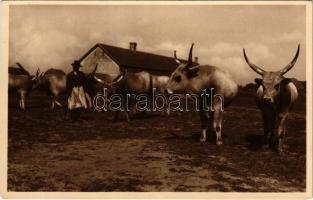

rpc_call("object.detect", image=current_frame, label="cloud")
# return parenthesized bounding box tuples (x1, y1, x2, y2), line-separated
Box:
(152, 41, 191, 56)
(207, 56, 256, 86)
(204, 42, 242, 55)
(9, 28, 89, 74)
(265, 30, 305, 44)
(204, 42, 273, 61)
(9, 6, 305, 84)
(194, 42, 274, 85)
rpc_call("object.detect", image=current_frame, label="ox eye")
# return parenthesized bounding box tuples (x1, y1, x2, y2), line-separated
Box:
(274, 84, 280, 90)
(174, 75, 182, 83)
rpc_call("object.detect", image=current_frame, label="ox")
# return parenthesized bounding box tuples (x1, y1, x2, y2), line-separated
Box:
(243, 45, 300, 152)
(100, 71, 170, 120)
(166, 43, 238, 145)
(34, 65, 104, 110)
(9, 63, 41, 110)
(34, 68, 67, 110)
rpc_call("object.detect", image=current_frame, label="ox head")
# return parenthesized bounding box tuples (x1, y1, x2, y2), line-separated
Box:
(84, 64, 106, 96)
(243, 44, 300, 104)
(32, 69, 45, 89)
(16, 63, 42, 88)
(167, 43, 200, 93)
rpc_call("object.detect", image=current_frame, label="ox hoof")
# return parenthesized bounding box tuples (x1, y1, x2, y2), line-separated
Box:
(200, 138, 206, 142)
(216, 140, 223, 145)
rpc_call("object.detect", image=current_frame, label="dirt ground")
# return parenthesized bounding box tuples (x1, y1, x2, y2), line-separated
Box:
(8, 89, 306, 192)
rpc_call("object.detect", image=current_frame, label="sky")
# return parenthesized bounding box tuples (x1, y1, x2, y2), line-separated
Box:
(9, 5, 306, 85)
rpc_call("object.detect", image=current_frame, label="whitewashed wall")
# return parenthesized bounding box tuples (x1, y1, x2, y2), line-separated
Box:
(80, 47, 120, 76)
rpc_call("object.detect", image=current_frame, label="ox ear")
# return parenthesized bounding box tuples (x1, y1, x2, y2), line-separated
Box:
(254, 78, 262, 86)
(186, 67, 199, 79)
(280, 78, 292, 87)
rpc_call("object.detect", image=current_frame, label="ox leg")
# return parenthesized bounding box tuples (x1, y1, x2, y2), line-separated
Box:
(51, 97, 55, 110)
(125, 110, 130, 122)
(165, 103, 170, 117)
(262, 113, 271, 145)
(18, 94, 22, 110)
(199, 110, 210, 142)
(51, 99, 62, 110)
(125, 98, 132, 122)
(19, 91, 26, 111)
(276, 114, 288, 152)
(212, 109, 223, 145)
(164, 96, 170, 117)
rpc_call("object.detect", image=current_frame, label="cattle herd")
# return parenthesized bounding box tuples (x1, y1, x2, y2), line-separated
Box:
(8, 43, 301, 153)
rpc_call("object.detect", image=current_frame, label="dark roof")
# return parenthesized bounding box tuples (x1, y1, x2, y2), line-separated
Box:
(44, 68, 66, 76)
(79, 43, 198, 73)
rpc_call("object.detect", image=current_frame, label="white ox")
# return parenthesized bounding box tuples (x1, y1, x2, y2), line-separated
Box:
(9, 63, 41, 110)
(166, 44, 238, 145)
(99, 71, 171, 120)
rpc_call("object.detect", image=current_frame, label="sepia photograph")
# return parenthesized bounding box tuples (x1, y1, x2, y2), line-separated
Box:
(0, 1, 312, 198)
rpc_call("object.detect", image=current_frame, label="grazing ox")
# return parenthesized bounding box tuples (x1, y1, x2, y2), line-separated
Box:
(100, 71, 170, 120)
(166, 44, 238, 145)
(8, 63, 41, 110)
(243, 45, 300, 152)
(34, 65, 103, 110)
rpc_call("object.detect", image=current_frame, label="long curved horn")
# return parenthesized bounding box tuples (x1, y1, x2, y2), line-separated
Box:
(111, 72, 124, 85)
(39, 72, 45, 78)
(186, 43, 194, 68)
(93, 75, 105, 84)
(279, 44, 300, 75)
(31, 68, 40, 81)
(174, 50, 181, 64)
(16, 62, 30, 76)
(243, 49, 265, 75)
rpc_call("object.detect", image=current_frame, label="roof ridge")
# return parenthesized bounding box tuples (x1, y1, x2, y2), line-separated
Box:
(98, 43, 189, 62)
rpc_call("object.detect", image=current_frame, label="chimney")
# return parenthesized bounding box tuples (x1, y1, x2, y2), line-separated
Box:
(194, 57, 198, 63)
(129, 42, 137, 52)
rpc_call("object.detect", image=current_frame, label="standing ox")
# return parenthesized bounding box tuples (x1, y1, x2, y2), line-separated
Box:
(34, 65, 103, 110)
(100, 71, 170, 120)
(34, 68, 67, 110)
(9, 63, 41, 110)
(243, 45, 300, 152)
(167, 44, 238, 145)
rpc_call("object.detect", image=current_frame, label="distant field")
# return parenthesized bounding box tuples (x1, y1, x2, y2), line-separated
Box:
(8, 89, 306, 192)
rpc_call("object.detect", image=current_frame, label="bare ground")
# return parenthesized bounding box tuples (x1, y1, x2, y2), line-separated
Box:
(8, 90, 306, 192)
